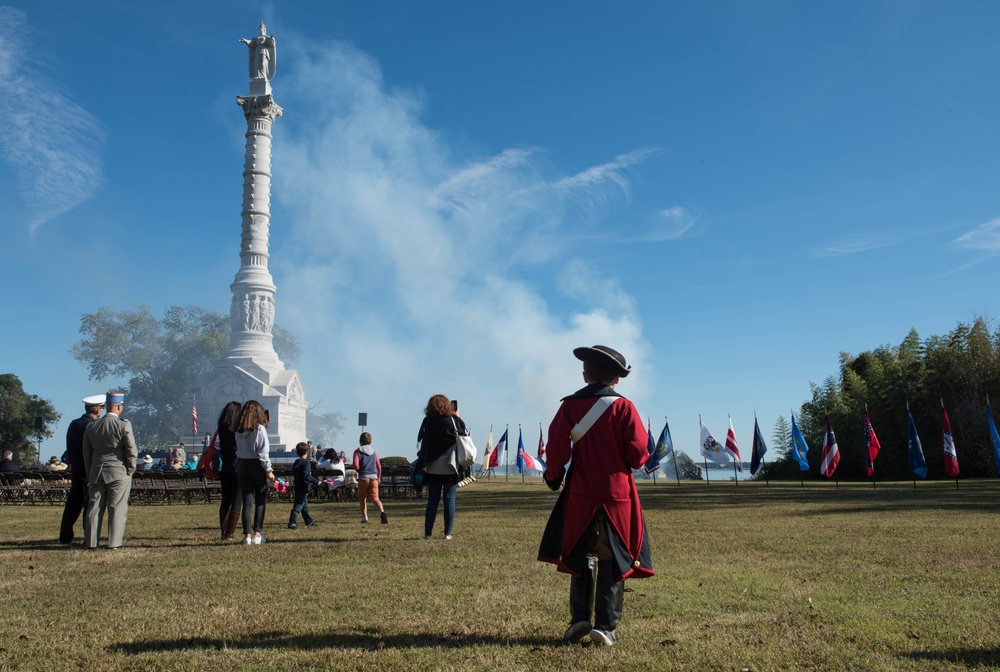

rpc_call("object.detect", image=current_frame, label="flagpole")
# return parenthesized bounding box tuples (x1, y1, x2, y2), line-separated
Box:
(505, 424, 509, 483)
(669, 417, 680, 486)
(700, 414, 710, 487)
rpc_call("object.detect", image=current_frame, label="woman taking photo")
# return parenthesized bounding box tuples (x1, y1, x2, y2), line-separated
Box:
(216, 401, 242, 541)
(416, 394, 467, 540)
(235, 400, 274, 545)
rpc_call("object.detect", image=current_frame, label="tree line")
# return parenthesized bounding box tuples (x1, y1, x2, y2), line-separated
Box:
(765, 315, 1000, 481)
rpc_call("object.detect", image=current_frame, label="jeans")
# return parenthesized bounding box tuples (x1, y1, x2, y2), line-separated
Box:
(238, 460, 268, 534)
(424, 481, 457, 536)
(289, 491, 313, 526)
(219, 469, 241, 520)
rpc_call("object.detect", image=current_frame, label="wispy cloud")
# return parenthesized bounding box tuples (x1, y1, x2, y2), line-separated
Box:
(270, 36, 652, 449)
(948, 217, 1000, 272)
(812, 234, 900, 257)
(0, 6, 104, 233)
(647, 206, 698, 241)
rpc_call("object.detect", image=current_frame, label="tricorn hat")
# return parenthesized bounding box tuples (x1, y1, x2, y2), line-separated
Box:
(573, 345, 631, 378)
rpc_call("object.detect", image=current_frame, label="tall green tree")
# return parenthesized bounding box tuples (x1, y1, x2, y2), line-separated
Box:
(771, 415, 791, 458)
(0, 374, 60, 466)
(71, 305, 301, 449)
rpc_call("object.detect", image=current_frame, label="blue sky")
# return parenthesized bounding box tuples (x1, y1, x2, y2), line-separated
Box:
(2, 1, 999, 463)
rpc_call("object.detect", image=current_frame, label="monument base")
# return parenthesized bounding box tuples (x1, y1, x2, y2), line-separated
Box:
(193, 357, 307, 452)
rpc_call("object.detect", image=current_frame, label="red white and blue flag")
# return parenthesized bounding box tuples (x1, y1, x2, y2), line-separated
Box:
(820, 416, 840, 478)
(864, 410, 881, 477)
(488, 429, 508, 469)
(537, 425, 546, 462)
(518, 428, 545, 472)
(942, 402, 959, 478)
(725, 417, 742, 472)
(191, 400, 198, 437)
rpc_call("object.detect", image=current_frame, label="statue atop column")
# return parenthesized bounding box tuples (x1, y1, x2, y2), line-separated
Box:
(240, 22, 276, 94)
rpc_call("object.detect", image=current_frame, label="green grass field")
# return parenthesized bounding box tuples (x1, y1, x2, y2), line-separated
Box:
(2, 479, 1000, 671)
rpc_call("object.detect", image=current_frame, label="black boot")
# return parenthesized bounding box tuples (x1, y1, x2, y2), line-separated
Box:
(564, 556, 596, 642)
(591, 560, 623, 645)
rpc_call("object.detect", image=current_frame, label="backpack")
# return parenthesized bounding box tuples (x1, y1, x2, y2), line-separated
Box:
(197, 432, 222, 479)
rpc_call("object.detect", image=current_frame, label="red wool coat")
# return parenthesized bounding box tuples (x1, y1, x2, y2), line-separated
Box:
(538, 384, 654, 580)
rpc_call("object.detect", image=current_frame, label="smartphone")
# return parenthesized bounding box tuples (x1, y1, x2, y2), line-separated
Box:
(451, 399, 458, 412)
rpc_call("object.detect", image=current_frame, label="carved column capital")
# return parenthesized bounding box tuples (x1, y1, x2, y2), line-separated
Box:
(237, 95, 283, 122)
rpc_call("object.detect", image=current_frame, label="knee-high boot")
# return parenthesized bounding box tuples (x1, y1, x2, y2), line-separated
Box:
(220, 510, 228, 539)
(591, 560, 624, 645)
(223, 511, 241, 541)
(564, 556, 597, 642)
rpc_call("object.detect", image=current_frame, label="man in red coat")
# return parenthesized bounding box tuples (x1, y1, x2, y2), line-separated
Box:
(538, 345, 653, 646)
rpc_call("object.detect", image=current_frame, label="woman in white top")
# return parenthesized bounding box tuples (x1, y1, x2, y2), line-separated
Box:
(318, 448, 346, 500)
(235, 400, 274, 545)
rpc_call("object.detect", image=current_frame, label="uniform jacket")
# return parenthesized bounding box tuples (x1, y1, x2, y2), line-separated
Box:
(538, 383, 654, 581)
(82, 412, 138, 485)
(66, 414, 96, 480)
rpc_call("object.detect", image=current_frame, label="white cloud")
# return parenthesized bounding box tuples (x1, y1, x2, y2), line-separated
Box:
(648, 206, 697, 240)
(0, 6, 104, 232)
(953, 217, 1000, 253)
(269, 36, 651, 453)
(813, 234, 899, 257)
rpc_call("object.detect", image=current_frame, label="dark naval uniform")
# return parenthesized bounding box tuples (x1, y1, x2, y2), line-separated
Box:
(83, 409, 137, 548)
(59, 412, 97, 544)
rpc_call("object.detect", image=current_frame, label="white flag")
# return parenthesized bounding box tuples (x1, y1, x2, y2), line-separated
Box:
(700, 420, 731, 465)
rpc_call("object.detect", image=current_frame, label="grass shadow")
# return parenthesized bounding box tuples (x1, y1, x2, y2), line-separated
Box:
(110, 629, 564, 654)
(901, 647, 1000, 667)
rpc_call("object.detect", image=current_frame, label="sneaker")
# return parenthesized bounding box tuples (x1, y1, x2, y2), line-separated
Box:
(305, 520, 318, 527)
(241, 536, 253, 546)
(444, 534, 453, 540)
(287, 524, 297, 529)
(563, 621, 592, 643)
(380, 511, 388, 525)
(424, 535, 432, 540)
(589, 628, 616, 646)
(252, 534, 266, 545)
(361, 518, 369, 524)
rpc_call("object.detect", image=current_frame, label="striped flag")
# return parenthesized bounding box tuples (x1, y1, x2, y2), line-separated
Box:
(644, 420, 674, 474)
(536, 425, 546, 462)
(191, 401, 198, 437)
(820, 416, 840, 478)
(907, 407, 927, 478)
(942, 402, 959, 479)
(864, 410, 881, 477)
(518, 428, 545, 472)
(725, 417, 742, 471)
(488, 429, 507, 469)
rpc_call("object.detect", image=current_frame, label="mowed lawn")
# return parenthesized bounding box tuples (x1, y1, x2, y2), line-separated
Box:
(2, 479, 1000, 671)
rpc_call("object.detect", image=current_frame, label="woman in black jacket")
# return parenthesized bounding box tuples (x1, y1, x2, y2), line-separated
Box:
(417, 394, 467, 540)
(217, 401, 242, 540)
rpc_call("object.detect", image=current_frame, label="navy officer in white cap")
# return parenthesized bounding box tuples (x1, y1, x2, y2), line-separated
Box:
(82, 391, 137, 549)
(58, 394, 105, 545)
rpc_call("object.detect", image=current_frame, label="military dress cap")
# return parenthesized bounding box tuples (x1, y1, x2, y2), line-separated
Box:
(573, 345, 632, 378)
(82, 395, 106, 406)
(106, 391, 125, 405)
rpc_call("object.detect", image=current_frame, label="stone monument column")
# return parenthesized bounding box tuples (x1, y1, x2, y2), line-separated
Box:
(193, 24, 307, 453)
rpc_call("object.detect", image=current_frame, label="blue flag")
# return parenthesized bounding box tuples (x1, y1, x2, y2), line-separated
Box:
(790, 414, 810, 471)
(907, 408, 927, 478)
(989, 404, 1000, 476)
(644, 421, 674, 474)
(750, 417, 768, 475)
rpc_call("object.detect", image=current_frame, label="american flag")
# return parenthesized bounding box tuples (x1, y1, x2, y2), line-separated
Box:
(725, 417, 742, 472)
(192, 400, 198, 437)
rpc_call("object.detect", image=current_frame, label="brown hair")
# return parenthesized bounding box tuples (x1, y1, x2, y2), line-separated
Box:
(424, 394, 454, 418)
(583, 360, 617, 385)
(295, 441, 309, 457)
(236, 399, 269, 432)
(359, 432, 372, 446)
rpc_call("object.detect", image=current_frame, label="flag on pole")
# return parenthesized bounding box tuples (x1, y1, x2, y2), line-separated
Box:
(536, 425, 546, 462)
(481, 429, 493, 470)
(988, 403, 1000, 476)
(907, 407, 927, 478)
(790, 414, 810, 471)
(518, 428, 545, 472)
(488, 429, 508, 469)
(191, 400, 198, 437)
(819, 416, 840, 478)
(700, 420, 729, 465)
(942, 402, 959, 479)
(725, 417, 742, 471)
(864, 410, 881, 477)
(750, 416, 767, 475)
(644, 420, 674, 474)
